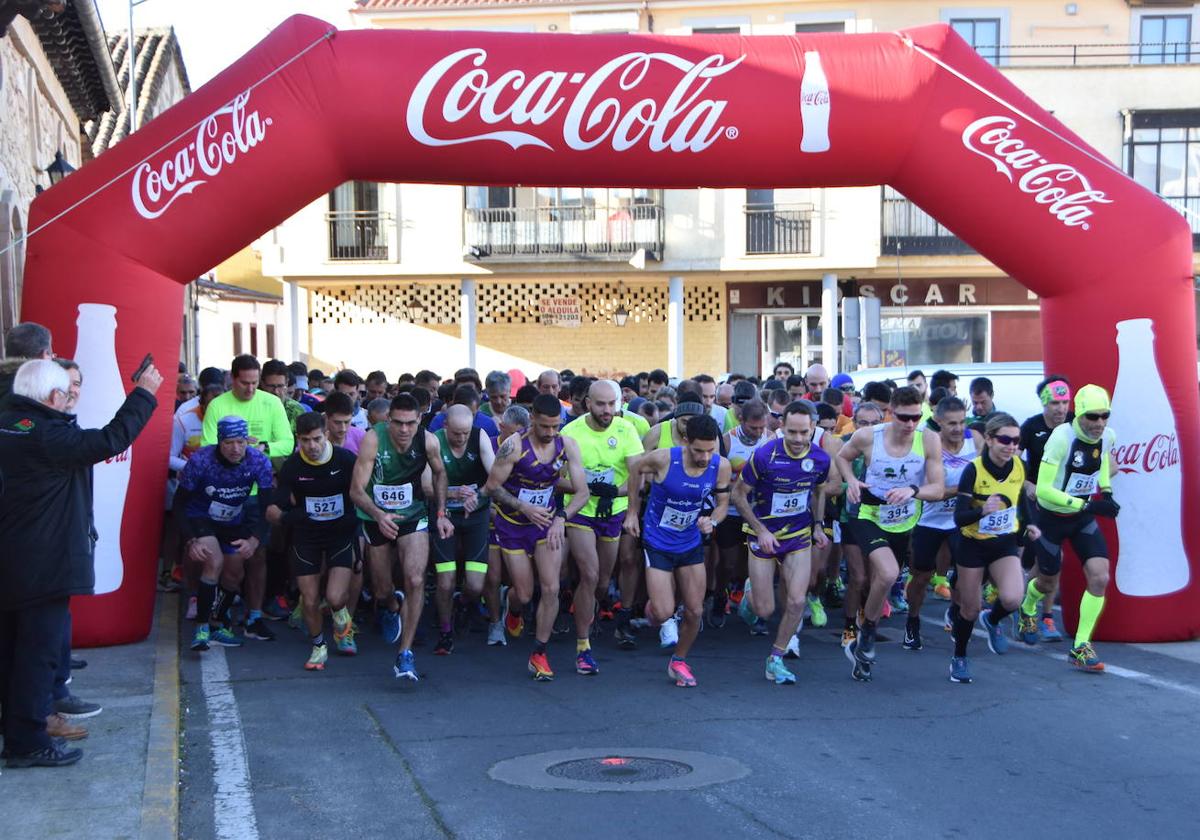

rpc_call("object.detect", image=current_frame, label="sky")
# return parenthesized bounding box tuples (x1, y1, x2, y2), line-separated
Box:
(94, 1, 358, 88)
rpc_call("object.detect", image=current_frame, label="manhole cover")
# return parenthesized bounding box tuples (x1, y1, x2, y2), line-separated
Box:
(490, 747, 749, 792)
(547, 756, 692, 784)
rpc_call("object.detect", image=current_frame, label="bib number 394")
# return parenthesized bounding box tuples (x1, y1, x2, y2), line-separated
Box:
(879, 499, 915, 524)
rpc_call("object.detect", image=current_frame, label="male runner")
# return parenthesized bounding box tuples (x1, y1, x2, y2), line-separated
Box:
(483, 404, 530, 646)
(836, 401, 884, 648)
(837, 386, 944, 682)
(904, 396, 980, 651)
(431, 405, 495, 655)
(266, 412, 359, 670)
(351, 393, 454, 681)
(485, 394, 589, 680)
(732, 401, 834, 685)
(625, 415, 731, 687)
(177, 417, 274, 651)
(561, 380, 643, 675)
(1023, 385, 1119, 672)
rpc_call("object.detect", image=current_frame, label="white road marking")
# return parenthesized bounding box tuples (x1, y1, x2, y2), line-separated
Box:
(919, 613, 1200, 699)
(200, 647, 261, 840)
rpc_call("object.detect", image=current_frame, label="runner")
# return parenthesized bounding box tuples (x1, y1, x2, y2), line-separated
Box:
(430, 405, 495, 655)
(836, 386, 945, 682)
(483, 404, 530, 646)
(484, 393, 589, 681)
(948, 413, 1037, 684)
(266, 412, 360, 671)
(625, 414, 731, 687)
(904, 396, 981, 652)
(836, 401, 884, 648)
(1023, 385, 1119, 672)
(732, 400, 834, 685)
(561, 380, 643, 675)
(350, 393, 454, 682)
(177, 417, 274, 652)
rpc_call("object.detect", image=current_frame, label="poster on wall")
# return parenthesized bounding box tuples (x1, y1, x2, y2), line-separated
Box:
(539, 296, 582, 328)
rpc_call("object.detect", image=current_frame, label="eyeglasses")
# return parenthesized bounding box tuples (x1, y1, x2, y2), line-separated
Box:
(1083, 412, 1110, 422)
(840, 385, 856, 393)
(990, 433, 1020, 446)
(893, 413, 922, 424)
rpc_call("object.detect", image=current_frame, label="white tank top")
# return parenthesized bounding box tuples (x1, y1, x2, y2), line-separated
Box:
(727, 425, 774, 477)
(918, 434, 978, 530)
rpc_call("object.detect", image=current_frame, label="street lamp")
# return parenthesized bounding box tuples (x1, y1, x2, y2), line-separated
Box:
(43, 150, 76, 185)
(406, 295, 425, 323)
(613, 281, 629, 327)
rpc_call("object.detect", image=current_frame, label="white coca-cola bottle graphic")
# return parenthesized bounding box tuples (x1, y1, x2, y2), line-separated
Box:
(799, 50, 830, 153)
(72, 303, 131, 595)
(1110, 317, 1189, 596)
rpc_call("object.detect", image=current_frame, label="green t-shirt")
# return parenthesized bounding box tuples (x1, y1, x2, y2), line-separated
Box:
(620, 408, 650, 437)
(561, 415, 643, 518)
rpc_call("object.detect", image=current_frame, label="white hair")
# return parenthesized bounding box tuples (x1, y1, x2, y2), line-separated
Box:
(14, 358, 70, 403)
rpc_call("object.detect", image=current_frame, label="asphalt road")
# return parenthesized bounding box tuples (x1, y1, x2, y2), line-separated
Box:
(178, 599, 1200, 840)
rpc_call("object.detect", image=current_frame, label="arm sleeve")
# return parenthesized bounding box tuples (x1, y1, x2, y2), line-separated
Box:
(42, 389, 157, 468)
(1099, 429, 1114, 492)
(953, 464, 985, 527)
(265, 398, 294, 458)
(1035, 459, 1085, 512)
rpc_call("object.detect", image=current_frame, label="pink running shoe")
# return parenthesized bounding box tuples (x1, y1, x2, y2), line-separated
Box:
(667, 658, 697, 688)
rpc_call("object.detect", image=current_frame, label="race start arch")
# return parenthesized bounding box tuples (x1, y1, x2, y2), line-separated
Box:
(20, 16, 1197, 645)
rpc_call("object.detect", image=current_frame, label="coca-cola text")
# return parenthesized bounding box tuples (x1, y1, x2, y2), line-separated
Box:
(1112, 433, 1180, 474)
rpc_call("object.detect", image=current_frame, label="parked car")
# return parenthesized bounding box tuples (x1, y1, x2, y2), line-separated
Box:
(846, 362, 1046, 422)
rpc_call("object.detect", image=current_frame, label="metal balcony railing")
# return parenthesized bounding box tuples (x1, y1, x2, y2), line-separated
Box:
(326, 210, 393, 261)
(1161, 196, 1200, 248)
(982, 41, 1198, 66)
(744, 204, 812, 255)
(464, 203, 664, 261)
(880, 190, 975, 256)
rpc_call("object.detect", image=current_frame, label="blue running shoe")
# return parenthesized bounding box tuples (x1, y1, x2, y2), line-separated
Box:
(210, 626, 242, 647)
(190, 624, 210, 652)
(949, 656, 972, 684)
(575, 649, 599, 675)
(764, 655, 796, 685)
(738, 578, 755, 626)
(979, 611, 1009, 654)
(393, 649, 419, 681)
(380, 609, 402, 645)
(1039, 615, 1064, 642)
(750, 617, 769, 636)
(1018, 612, 1039, 646)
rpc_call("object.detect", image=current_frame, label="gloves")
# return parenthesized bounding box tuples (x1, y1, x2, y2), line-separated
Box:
(589, 481, 619, 519)
(1086, 492, 1120, 519)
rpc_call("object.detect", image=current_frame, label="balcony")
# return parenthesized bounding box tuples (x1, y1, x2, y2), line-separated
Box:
(744, 203, 812, 255)
(464, 203, 664, 262)
(881, 189, 975, 256)
(984, 41, 1199, 67)
(326, 210, 393, 261)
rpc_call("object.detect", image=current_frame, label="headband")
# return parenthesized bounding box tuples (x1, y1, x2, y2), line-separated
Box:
(1039, 380, 1070, 406)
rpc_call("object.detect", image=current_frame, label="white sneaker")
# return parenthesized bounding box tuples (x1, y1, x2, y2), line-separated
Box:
(487, 620, 507, 646)
(784, 633, 801, 659)
(659, 616, 680, 648)
(185, 596, 197, 621)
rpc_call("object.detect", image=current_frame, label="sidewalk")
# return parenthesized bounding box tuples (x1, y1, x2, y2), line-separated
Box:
(0, 594, 179, 839)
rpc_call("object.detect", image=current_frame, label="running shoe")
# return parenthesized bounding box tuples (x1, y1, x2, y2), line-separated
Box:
(1018, 613, 1040, 646)
(1069, 642, 1105, 672)
(856, 622, 877, 662)
(902, 620, 923, 651)
(843, 640, 872, 682)
(750, 617, 769, 637)
(840, 627, 857, 648)
(434, 632, 454, 656)
(979, 611, 1008, 655)
(668, 658, 697, 688)
(553, 609, 573, 636)
(528, 651, 554, 681)
(190, 624, 210, 652)
(334, 624, 357, 656)
(983, 582, 998, 605)
(287, 601, 304, 630)
(943, 606, 953, 633)
(393, 649, 419, 681)
(822, 581, 844, 610)
(575, 649, 599, 675)
(264, 595, 290, 621)
(765, 654, 797, 685)
(614, 623, 637, 650)
(185, 596, 198, 621)
(504, 588, 524, 638)
(932, 580, 952, 601)
(888, 591, 909, 613)
(784, 633, 801, 659)
(881, 599, 892, 619)
(807, 594, 828, 628)
(244, 618, 276, 641)
(1040, 615, 1064, 642)
(210, 626, 242, 647)
(949, 656, 972, 684)
(305, 644, 328, 671)
(709, 592, 727, 629)
(738, 578, 755, 626)
(659, 616, 679, 649)
(487, 621, 507, 646)
(380, 608, 403, 645)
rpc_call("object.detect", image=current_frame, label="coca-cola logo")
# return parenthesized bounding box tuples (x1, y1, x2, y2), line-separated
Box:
(961, 116, 1112, 230)
(1112, 433, 1180, 474)
(802, 90, 829, 107)
(131, 91, 272, 220)
(406, 48, 744, 153)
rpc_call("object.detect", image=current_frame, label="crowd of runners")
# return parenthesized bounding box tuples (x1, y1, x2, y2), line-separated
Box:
(168, 357, 1120, 686)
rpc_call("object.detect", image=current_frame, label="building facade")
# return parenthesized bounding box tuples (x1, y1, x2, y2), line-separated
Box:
(256, 0, 1200, 379)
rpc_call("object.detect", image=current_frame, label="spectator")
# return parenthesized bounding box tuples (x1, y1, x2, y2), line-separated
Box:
(930, 369, 958, 397)
(0, 321, 54, 412)
(176, 374, 197, 410)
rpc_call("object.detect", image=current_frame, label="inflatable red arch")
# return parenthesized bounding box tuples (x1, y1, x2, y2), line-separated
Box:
(20, 16, 1197, 645)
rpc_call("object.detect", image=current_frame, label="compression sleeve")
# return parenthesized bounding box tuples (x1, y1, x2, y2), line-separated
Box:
(1036, 461, 1086, 512)
(953, 464, 985, 527)
(1099, 429, 1114, 493)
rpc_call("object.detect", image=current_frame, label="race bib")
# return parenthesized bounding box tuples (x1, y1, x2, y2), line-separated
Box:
(518, 486, 553, 509)
(446, 483, 478, 510)
(208, 500, 242, 523)
(879, 499, 916, 525)
(979, 506, 1017, 535)
(305, 494, 344, 522)
(586, 468, 615, 486)
(1065, 471, 1099, 497)
(937, 498, 957, 514)
(659, 505, 698, 531)
(770, 492, 808, 517)
(374, 483, 413, 510)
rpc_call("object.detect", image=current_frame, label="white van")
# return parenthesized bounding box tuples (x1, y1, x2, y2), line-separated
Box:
(846, 362, 1047, 422)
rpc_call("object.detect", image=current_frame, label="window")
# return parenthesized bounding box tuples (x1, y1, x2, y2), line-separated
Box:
(266, 324, 276, 359)
(232, 323, 243, 356)
(1139, 15, 1192, 64)
(465, 186, 514, 209)
(882, 314, 988, 366)
(795, 22, 847, 34)
(950, 18, 1001, 64)
(692, 26, 740, 35)
(744, 189, 813, 255)
(1124, 110, 1200, 243)
(327, 181, 388, 260)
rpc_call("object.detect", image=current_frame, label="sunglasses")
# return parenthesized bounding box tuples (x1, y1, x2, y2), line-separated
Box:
(769, 410, 783, 419)
(893, 413, 922, 423)
(1083, 412, 1110, 422)
(840, 384, 856, 393)
(990, 433, 1020, 446)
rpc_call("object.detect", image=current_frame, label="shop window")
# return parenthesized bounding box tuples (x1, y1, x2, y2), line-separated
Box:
(881, 313, 988, 366)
